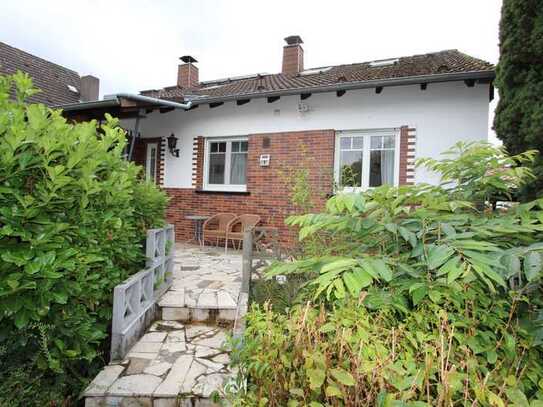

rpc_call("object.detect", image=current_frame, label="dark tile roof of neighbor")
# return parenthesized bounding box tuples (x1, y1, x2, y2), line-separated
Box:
(0, 41, 82, 106)
(141, 49, 494, 103)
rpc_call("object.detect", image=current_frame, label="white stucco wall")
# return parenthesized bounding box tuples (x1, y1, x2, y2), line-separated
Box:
(125, 80, 490, 188)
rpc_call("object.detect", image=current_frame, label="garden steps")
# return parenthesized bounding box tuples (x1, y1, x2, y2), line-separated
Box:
(83, 244, 245, 407)
(84, 321, 232, 407)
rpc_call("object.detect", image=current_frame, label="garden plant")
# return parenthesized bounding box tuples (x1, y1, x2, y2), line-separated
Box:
(224, 142, 543, 406)
(0, 72, 167, 405)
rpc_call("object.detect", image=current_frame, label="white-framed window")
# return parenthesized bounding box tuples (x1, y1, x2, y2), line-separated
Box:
(334, 129, 400, 191)
(145, 142, 158, 182)
(203, 137, 248, 192)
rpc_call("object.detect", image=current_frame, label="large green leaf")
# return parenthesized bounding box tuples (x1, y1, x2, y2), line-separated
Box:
(427, 245, 454, 270)
(330, 368, 356, 386)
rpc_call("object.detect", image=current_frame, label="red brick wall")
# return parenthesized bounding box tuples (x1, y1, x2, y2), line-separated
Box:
(165, 126, 416, 244)
(282, 45, 304, 74)
(399, 126, 417, 185)
(165, 129, 335, 244)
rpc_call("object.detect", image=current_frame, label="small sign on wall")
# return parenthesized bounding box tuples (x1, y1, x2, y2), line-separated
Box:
(259, 154, 270, 166)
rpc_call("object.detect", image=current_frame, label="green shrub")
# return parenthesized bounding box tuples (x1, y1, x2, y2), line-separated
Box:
(0, 72, 167, 405)
(225, 142, 543, 406)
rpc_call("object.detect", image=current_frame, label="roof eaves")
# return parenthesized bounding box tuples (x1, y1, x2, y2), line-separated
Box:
(190, 69, 495, 105)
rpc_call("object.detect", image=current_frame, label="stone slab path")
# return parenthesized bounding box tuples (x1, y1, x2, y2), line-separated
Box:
(84, 243, 243, 407)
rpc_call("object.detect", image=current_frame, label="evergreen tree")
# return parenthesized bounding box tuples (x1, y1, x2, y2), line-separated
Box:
(494, 0, 543, 198)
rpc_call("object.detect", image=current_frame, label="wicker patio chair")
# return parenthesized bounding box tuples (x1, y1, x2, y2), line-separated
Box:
(203, 213, 236, 247)
(225, 214, 261, 252)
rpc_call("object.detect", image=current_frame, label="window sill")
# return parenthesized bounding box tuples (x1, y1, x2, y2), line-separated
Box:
(195, 189, 251, 195)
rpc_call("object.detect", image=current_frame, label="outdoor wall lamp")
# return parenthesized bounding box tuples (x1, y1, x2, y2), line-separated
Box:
(167, 133, 180, 157)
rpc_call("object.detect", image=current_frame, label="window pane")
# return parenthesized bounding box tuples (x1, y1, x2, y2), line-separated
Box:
(218, 142, 227, 152)
(340, 137, 351, 150)
(230, 153, 247, 185)
(149, 146, 156, 181)
(209, 153, 225, 184)
(339, 150, 362, 187)
(369, 150, 395, 187)
(371, 136, 382, 149)
(352, 137, 364, 149)
(383, 135, 394, 148)
(232, 141, 240, 152)
(240, 141, 248, 152)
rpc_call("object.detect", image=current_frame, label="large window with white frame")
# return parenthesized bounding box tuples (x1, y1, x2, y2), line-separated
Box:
(204, 137, 248, 191)
(335, 129, 399, 190)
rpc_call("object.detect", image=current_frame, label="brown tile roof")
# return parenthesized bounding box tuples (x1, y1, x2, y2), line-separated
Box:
(0, 41, 82, 106)
(141, 49, 494, 104)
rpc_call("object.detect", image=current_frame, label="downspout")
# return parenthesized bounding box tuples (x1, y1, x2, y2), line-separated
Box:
(118, 94, 192, 161)
(127, 109, 144, 162)
(115, 93, 193, 110)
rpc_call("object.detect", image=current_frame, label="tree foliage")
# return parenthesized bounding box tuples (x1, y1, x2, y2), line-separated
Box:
(225, 143, 543, 406)
(0, 72, 168, 405)
(494, 0, 543, 199)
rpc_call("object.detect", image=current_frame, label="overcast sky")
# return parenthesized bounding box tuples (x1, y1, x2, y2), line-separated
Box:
(1, 0, 502, 139)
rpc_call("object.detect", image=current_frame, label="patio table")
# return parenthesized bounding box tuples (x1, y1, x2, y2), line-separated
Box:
(185, 215, 209, 246)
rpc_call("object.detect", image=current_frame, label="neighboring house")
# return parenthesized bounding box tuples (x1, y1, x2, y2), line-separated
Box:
(60, 35, 495, 243)
(0, 41, 99, 106)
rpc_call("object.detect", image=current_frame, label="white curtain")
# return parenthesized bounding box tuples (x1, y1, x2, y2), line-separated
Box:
(230, 153, 247, 184)
(381, 150, 394, 185)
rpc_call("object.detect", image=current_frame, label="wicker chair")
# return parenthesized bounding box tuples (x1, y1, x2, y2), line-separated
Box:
(225, 214, 261, 252)
(202, 213, 236, 247)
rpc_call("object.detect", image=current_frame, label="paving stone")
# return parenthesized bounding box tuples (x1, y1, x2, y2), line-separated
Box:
(108, 374, 162, 396)
(162, 307, 190, 321)
(161, 341, 187, 353)
(125, 358, 151, 375)
(217, 291, 237, 308)
(211, 353, 230, 364)
(126, 352, 158, 360)
(143, 361, 172, 377)
(166, 330, 186, 343)
(158, 291, 185, 308)
(194, 346, 220, 358)
(192, 331, 226, 349)
(149, 321, 185, 332)
(197, 292, 218, 309)
(201, 372, 227, 397)
(120, 398, 152, 407)
(198, 358, 224, 372)
(153, 355, 194, 397)
(153, 399, 192, 407)
(192, 309, 210, 321)
(180, 360, 208, 394)
(218, 309, 236, 321)
(186, 326, 216, 340)
(140, 332, 167, 343)
(84, 364, 125, 396)
(129, 341, 163, 354)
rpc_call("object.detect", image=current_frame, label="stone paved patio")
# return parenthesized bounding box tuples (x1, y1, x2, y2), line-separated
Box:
(159, 243, 242, 318)
(84, 243, 243, 407)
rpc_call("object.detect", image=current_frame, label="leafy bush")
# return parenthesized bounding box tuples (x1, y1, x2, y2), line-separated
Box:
(226, 142, 543, 406)
(0, 72, 167, 405)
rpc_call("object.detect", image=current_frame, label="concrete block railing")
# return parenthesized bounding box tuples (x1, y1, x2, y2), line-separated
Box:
(110, 224, 175, 361)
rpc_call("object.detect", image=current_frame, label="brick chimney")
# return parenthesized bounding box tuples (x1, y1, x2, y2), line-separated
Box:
(80, 75, 99, 101)
(177, 55, 199, 89)
(282, 35, 304, 75)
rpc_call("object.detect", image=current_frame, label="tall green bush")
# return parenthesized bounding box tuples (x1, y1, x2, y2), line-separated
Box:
(0, 72, 167, 405)
(226, 143, 543, 406)
(494, 0, 543, 199)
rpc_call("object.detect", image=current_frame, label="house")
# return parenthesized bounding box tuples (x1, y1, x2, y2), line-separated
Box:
(59, 35, 495, 243)
(0, 41, 99, 106)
